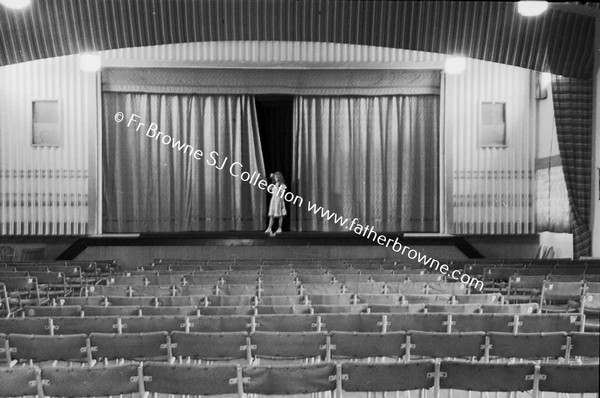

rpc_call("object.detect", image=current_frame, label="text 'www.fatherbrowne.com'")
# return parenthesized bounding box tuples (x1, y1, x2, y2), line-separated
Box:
(116, 111, 484, 291)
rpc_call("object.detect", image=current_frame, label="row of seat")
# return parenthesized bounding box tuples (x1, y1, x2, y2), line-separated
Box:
(2, 360, 598, 397)
(21, 302, 543, 317)
(0, 313, 584, 335)
(1, 330, 598, 365)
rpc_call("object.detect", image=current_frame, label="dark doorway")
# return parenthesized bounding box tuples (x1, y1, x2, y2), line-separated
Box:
(255, 95, 294, 232)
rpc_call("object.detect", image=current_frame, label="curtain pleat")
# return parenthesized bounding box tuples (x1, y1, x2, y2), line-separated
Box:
(551, 76, 593, 258)
(293, 95, 439, 232)
(102, 93, 266, 232)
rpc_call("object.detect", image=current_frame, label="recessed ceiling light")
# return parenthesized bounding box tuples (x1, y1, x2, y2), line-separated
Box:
(444, 57, 466, 75)
(79, 54, 101, 73)
(517, 1, 548, 17)
(0, 0, 31, 9)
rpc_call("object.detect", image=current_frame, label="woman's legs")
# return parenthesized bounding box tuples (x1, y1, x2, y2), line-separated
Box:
(275, 217, 283, 233)
(265, 216, 274, 233)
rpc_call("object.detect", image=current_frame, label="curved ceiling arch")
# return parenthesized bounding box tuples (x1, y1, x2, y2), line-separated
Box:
(0, 0, 594, 78)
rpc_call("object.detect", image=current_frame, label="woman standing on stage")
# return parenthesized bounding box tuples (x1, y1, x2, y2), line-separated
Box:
(265, 171, 287, 235)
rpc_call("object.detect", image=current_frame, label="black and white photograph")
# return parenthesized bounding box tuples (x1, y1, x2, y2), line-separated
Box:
(0, 0, 599, 396)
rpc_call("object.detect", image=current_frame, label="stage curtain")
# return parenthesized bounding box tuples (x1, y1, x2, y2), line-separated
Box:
(551, 76, 593, 258)
(293, 95, 439, 232)
(102, 93, 266, 232)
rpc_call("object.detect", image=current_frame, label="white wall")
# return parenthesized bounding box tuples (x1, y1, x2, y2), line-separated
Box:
(0, 41, 537, 236)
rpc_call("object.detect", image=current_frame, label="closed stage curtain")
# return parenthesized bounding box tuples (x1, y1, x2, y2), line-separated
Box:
(551, 76, 593, 258)
(102, 93, 265, 232)
(293, 95, 439, 232)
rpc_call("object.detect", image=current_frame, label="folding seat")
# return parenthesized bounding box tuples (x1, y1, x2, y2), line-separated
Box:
(223, 274, 258, 285)
(260, 268, 294, 275)
(386, 282, 428, 295)
(119, 316, 186, 333)
(0, 317, 50, 335)
(335, 274, 371, 284)
(408, 274, 444, 283)
(329, 331, 405, 359)
(52, 316, 119, 335)
(504, 274, 545, 303)
(425, 303, 482, 313)
(404, 294, 452, 304)
(82, 305, 140, 316)
(343, 282, 385, 294)
(41, 363, 141, 397)
(8, 333, 88, 364)
(408, 331, 486, 359)
(568, 332, 600, 359)
(168, 264, 203, 272)
(110, 275, 147, 285)
(341, 361, 435, 393)
(549, 274, 586, 283)
(297, 274, 333, 284)
(90, 331, 169, 361)
(85, 284, 128, 296)
(24, 305, 81, 317)
(481, 303, 538, 314)
(208, 294, 256, 306)
(312, 304, 368, 314)
(488, 332, 568, 360)
(260, 275, 297, 285)
(539, 363, 599, 393)
(107, 295, 154, 306)
(254, 314, 319, 332)
(0, 366, 40, 397)
(307, 293, 353, 305)
(218, 283, 257, 296)
(131, 285, 175, 297)
(439, 361, 535, 392)
(183, 274, 221, 285)
(582, 292, 600, 331)
(518, 314, 581, 333)
(2, 276, 42, 307)
(454, 293, 501, 305)
(259, 295, 306, 306)
(257, 305, 311, 315)
(428, 282, 469, 295)
(539, 280, 585, 313)
(200, 306, 256, 316)
(481, 267, 518, 293)
(177, 284, 215, 296)
(387, 313, 449, 332)
(242, 362, 336, 395)
(320, 313, 382, 332)
(46, 264, 82, 278)
(259, 283, 299, 296)
(29, 271, 70, 298)
(170, 331, 250, 362)
(356, 293, 402, 305)
(251, 331, 327, 362)
(369, 304, 426, 313)
(146, 274, 184, 285)
(141, 305, 199, 316)
(188, 315, 251, 333)
(301, 283, 343, 295)
(157, 295, 205, 306)
(58, 296, 105, 306)
(371, 274, 408, 283)
(144, 361, 237, 395)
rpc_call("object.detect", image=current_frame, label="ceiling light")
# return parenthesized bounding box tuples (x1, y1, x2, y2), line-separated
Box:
(444, 57, 466, 75)
(517, 1, 548, 17)
(79, 53, 101, 73)
(0, 0, 31, 9)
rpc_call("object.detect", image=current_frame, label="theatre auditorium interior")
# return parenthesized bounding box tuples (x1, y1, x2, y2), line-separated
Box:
(1, 0, 600, 397)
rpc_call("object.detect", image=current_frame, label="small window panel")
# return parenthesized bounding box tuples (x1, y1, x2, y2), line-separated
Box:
(480, 102, 506, 147)
(32, 100, 61, 147)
